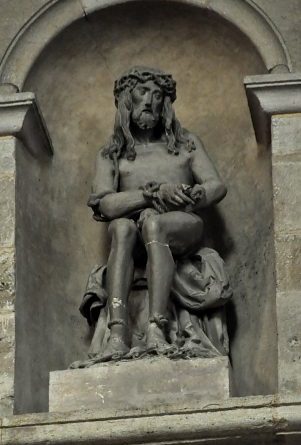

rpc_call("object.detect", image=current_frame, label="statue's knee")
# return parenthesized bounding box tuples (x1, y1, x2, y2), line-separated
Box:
(142, 216, 164, 242)
(109, 218, 137, 242)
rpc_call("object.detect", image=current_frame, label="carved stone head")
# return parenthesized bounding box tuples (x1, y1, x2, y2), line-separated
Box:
(113, 66, 177, 106)
(102, 66, 194, 161)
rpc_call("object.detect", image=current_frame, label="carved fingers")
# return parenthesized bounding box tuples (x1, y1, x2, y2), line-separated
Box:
(141, 182, 202, 213)
(157, 184, 195, 207)
(189, 184, 206, 204)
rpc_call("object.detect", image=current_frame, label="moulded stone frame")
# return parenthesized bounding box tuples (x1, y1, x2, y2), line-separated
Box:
(0, 0, 300, 442)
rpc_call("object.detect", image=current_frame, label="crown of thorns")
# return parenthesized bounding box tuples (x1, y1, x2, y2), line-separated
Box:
(114, 67, 177, 106)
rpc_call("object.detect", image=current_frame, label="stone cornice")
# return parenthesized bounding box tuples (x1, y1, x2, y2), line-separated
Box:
(1, 395, 301, 444)
(0, 90, 53, 158)
(244, 73, 301, 147)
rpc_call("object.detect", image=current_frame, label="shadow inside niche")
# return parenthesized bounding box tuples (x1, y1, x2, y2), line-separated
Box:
(202, 207, 235, 259)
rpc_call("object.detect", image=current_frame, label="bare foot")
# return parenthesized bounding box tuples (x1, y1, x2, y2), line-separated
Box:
(124, 346, 147, 360)
(146, 322, 172, 354)
(69, 336, 130, 368)
(102, 335, 130, 361)
(69, 355, 104, 369)
(179, 338, 221, 359)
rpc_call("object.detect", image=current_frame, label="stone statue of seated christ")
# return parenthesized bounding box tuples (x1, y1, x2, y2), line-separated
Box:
(72, 66, 232, 368)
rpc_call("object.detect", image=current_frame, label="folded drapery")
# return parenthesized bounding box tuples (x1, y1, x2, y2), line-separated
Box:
(78, 247, 232, 365)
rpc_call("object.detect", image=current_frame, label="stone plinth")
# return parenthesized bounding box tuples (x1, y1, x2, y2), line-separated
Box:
(49, 356, 229, 413)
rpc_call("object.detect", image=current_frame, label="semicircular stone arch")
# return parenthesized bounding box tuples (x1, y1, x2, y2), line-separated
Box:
(0, 0, 292, 90)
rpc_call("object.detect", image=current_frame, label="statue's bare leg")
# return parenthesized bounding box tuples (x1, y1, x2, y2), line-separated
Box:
(142, 211, 203, 351)
(104, 218, 138, 358)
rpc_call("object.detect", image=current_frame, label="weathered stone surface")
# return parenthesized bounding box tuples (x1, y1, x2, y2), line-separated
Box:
(275, 233, 301, 292)
(0, 374, 13, 417)
(277, 290, 301, 393)
(49, 356, 229, 413)
(0, 137, 15, 174)
(0, 310, 14, 371)
(0, 174, 15, 247)
(0, 310, 14, 416)
(0, 247, 15, 310)
(272, 114, 301, 156)
(272, 161, 301, 233)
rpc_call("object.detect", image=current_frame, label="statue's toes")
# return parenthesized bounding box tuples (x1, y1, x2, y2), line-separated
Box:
(69, 358, 95, 369)
(101, 340, 130, 362)
(165, 345, 181, 358)
(161, 344, 177, 356)
(69, 360, 82, 369)
(124, 346, 146, 359)
(99, 352, 116, 362)
(147, 342, 175, 356)
(111, 351, 127, 361)
(179, 342, 221, 359)
(88, 351, 121, 366)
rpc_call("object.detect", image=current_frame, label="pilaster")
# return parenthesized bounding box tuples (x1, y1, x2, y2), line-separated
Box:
(0, 136, 15, 416)
(245, 73, 301, 393)
(0, 87, 52, 415)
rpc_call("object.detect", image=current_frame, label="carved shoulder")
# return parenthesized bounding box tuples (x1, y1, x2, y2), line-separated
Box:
(184, 130, 206, 153)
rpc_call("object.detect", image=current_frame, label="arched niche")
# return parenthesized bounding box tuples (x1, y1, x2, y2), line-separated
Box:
(6, 0, 286, 414)
(0, 0, 292, 89)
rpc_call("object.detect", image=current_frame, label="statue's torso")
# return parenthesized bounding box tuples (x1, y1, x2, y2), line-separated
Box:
(118, 142, 194, 191)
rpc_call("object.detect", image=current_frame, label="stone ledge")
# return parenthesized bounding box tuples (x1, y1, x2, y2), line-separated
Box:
(244, 73, 301, 147)
(2, 395, 301, 444)
(0, 91, 53, 158)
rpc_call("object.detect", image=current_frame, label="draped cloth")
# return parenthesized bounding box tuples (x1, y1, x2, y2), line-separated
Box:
(79, 247, 232, 363)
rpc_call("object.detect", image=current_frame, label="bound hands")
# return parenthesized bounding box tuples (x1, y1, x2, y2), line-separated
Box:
(142, 182, 206, 213)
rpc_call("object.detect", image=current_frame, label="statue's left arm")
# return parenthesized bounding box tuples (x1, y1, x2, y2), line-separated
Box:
(189, 133, 227, 207)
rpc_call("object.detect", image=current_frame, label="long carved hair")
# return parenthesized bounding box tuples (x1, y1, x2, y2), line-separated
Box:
(102, 67, 196, 164)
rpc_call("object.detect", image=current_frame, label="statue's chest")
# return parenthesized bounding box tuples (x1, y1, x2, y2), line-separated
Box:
(118, 146, 193, 190)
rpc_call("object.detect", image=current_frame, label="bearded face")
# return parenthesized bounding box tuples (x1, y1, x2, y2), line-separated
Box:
(131, 80, 164, 130)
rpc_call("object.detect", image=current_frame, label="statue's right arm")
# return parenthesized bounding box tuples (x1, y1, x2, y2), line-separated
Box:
(89, 151, 148, 220)
(99, 191, 148, 220)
